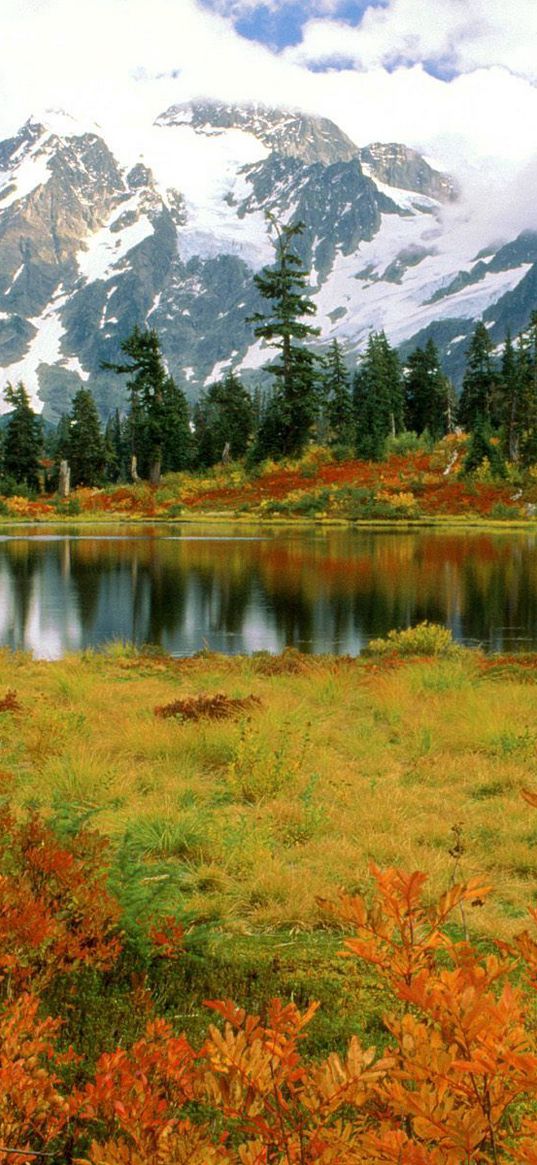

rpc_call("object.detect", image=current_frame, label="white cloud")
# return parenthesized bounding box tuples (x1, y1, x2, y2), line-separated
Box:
(286, 0, 537, 81)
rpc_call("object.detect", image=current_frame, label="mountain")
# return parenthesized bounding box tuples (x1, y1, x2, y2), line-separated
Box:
(0, 100, 535, 421)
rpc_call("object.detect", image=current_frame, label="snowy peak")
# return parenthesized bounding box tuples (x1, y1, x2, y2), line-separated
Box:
(155, 100, 359, 165)
(358, 143, 458, 203)
(0, 98, 534, 421)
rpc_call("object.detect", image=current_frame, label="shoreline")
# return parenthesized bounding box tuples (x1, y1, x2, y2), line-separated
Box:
(2, 511, 537, 532)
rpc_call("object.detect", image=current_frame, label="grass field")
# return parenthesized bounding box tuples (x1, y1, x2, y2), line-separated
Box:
(2, 633, 537, 947)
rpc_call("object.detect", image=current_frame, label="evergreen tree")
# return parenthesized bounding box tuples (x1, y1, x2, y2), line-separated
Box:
(498, 330, 521, 462)
(458, 322, 499, 431)
(194, 371, 254, 467)
(3, 382, 42, 491)
(320, 339, 353, 447)
(161, 376, 192, 473)
(104, 327, 190, 484)
(463, 416, 506, 477)
(66, 388, 106, 487)
(353, 331, 405, 460)
(249, 216, 319, 459)
(404, 339, 451, 438)
(103, 410, 126, 482)
(517, 313, 537, 467)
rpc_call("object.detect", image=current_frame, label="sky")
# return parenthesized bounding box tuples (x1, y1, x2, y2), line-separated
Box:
(1, 0, 537, 242)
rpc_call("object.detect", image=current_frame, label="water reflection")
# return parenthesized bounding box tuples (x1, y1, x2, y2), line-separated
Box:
(0, 526, 536, 658)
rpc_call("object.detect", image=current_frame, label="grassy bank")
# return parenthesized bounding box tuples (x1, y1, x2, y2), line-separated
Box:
(3, 636, 537, 947)
(4, 436, 537, 524)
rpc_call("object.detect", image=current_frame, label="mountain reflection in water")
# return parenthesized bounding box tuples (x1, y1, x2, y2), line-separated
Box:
(0, 525, 536, 658)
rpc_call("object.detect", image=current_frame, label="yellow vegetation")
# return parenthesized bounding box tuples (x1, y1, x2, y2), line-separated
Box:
(2, 643, 537, 938)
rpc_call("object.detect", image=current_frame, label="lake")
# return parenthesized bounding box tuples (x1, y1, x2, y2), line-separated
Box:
(1, 524, 536, 658)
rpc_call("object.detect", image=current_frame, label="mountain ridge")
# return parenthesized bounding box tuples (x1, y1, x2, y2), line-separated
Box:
(0, 99, 534, 421)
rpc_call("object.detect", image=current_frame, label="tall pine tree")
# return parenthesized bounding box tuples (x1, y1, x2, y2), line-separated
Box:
(66, 388, 106, 487)
(458, 322, 499, 431)
(3, 382, 42, 491)
(353, 331, 404, 460)
(320, 339, 353, 447)
(249, 216, 319, 459)
(404, 338, 452, 438)
(104, 327, 190, 483)
(498, 330, 521, 462)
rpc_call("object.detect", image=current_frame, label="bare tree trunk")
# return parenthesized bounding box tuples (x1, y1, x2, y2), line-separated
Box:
(222, 442, 230, 465)
(59, 460, 70, 499)
(130, 455, 140, 483)
(149, 458, 161, 486)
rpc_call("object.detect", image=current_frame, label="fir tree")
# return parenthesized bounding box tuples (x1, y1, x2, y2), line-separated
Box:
(498, 330, 521, 462)
(463, 416, 506, 477)
(66, 388, 106, 487)
(404, 339, 451, 438)
(104, 410, 125, 482)
(104, 327, 190, 484)
(353, 331, 404, 460)
(161, 376, 192, 473)
(320, 339, 353, 447)
(194, 371, 254, 467)
(517, 313, 537, 467)
(3, 382, 42, 491)
(458, 322, 499, 431)
(249, 216, 320, 459)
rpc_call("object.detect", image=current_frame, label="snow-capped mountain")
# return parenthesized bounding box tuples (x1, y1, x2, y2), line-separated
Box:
(0, 100, 535, 420)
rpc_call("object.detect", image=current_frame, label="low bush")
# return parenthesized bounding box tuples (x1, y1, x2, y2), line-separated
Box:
(364, 620, 456, 657)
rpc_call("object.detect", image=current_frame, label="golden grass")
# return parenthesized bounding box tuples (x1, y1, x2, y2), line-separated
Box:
(2, 645, 537, 938)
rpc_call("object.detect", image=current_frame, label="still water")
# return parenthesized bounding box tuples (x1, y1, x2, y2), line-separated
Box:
(1, 524, 537, 658)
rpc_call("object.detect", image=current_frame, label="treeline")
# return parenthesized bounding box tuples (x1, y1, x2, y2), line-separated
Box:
(1, 218, 537, 492)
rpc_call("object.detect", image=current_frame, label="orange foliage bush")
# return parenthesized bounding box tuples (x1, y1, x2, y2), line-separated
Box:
(5, 806, 537, 1160)
(154, 693, 261, 721)
(0, 690, 21, 714)
(0, 806, 122, 995)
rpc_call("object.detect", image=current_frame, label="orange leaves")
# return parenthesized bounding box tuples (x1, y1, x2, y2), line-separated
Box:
(147, 916, 185, 960)
(325, 864, 491, 999)
(0, 993, 71, 1164)
(154, 693, 261, 721)
(8, 810, 537, 1162)
(76, 1019, 198, 1156)
(0, 805, 122, 995)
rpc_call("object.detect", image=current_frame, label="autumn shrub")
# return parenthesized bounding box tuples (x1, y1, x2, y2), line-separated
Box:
(384, 430, 433, 456)
(154, 692, 261, 722)
(68, 861, 537, 1163)
(0, 804, 122, 996)
(0, 689, 21, 713)
(364, 620, 456, 657)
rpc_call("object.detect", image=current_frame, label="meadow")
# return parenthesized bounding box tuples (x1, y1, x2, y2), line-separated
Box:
(5, 628, 537, 1161)
(3, 628, 537, 947)
(3, 434, 537, 524)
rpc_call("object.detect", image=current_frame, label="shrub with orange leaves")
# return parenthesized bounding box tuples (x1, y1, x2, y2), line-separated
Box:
(0, 993, 72, 1165)
(6, 798, 537, 1161)
(0, 805, 122, 996)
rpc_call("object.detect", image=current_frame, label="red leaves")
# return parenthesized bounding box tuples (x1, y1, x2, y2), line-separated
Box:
(0, 806, 122, 995)
(0, 993, 71, 1164)
(6, 803, 537, 1161)
(0, 690, 21, 714)
(154, 693, 261, 721)
(147, 916, 185, 960)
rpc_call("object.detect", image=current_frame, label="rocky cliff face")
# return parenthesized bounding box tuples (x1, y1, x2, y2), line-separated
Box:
(0, 100, 534, 420)
(357, 143, 458, 203)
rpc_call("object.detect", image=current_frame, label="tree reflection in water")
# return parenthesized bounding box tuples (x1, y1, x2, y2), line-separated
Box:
(0, 527, 536, 657)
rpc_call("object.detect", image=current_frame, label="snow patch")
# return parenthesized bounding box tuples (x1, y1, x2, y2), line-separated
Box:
(64, 356, 89, 381)
(77, 196, 154, 283)
(0, 147, 51, 209)
(0, 299, 67, 412)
